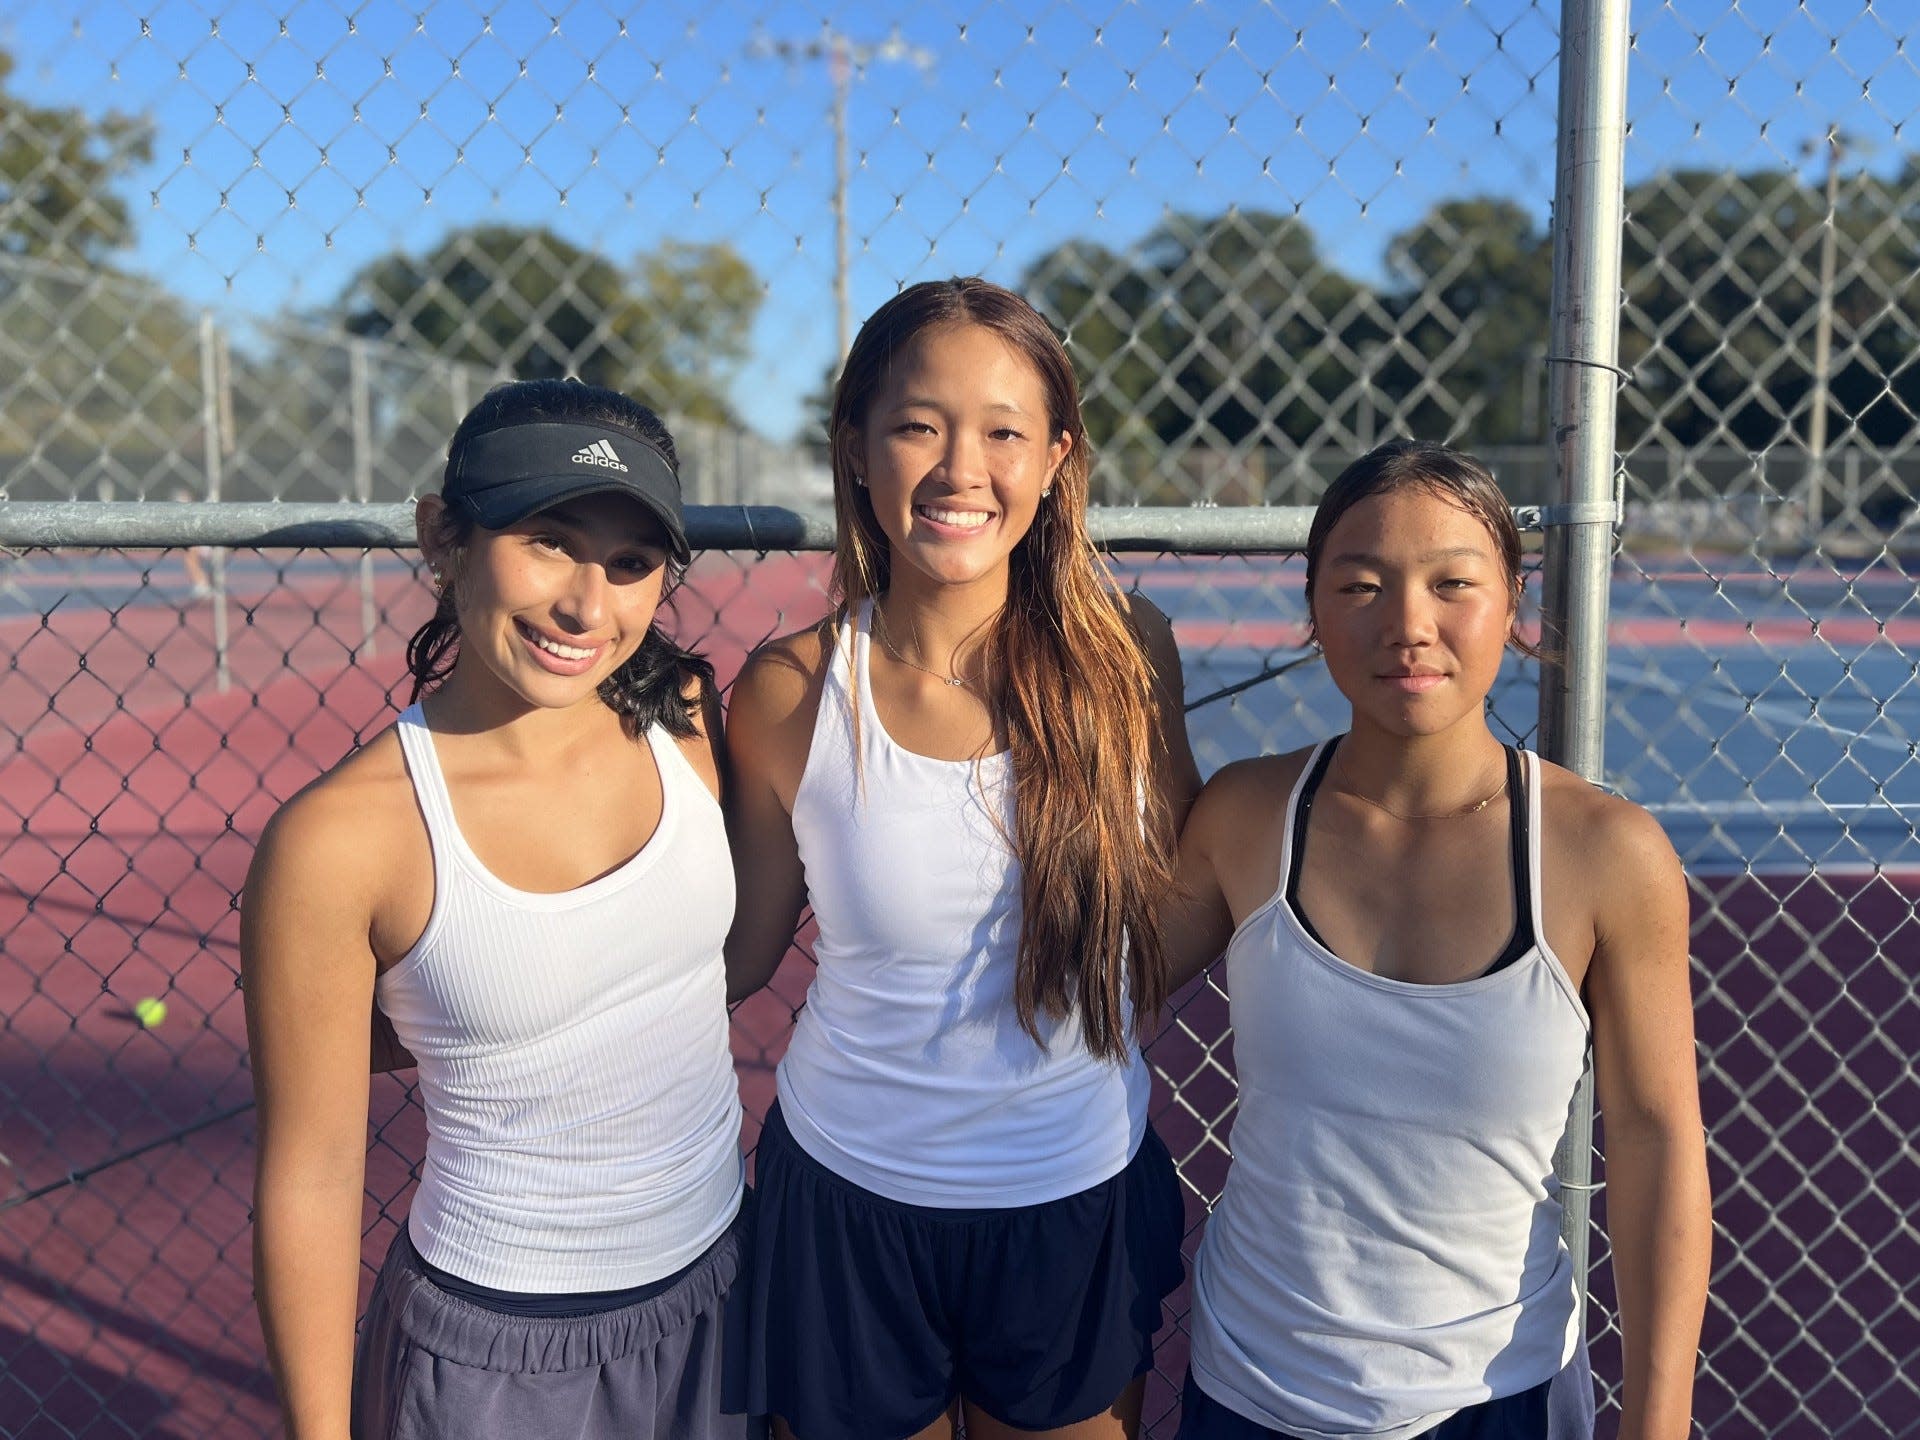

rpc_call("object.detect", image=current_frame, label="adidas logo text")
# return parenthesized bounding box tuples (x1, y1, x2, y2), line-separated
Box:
(571, 439, 628, 472)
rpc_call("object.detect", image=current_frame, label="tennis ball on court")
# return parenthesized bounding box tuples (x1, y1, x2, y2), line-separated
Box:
(133, 996, 168, 1030)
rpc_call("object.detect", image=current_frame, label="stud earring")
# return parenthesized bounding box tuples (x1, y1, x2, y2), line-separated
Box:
(1040, 487, 1053, 500)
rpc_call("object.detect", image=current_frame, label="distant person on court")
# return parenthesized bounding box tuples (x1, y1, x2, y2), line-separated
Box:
(724, 277, 1201, 1440)
(171, 485, 214, 600)
(1165, 440, 1712, 1440)
(241, 379, 753, 1440)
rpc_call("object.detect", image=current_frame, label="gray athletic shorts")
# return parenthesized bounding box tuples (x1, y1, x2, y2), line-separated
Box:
(350, 1206, 759, 1440)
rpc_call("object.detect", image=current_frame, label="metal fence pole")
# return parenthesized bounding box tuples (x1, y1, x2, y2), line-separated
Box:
(349, 339, 378, 657)
(1539, 0, 1631, 1292)
(198, 312, 232, 692)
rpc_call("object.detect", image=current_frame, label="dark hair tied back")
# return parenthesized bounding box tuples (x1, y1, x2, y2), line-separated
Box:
(1305, 438, 1550, 662)
(406, 378, 715, 737)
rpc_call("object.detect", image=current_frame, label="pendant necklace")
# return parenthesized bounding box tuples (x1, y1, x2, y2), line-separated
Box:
(1333, 756, 1508, 821)
(873, 602, 978, 688)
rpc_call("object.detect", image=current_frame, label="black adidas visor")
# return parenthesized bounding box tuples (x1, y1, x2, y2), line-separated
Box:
(445, 422, 689, 563)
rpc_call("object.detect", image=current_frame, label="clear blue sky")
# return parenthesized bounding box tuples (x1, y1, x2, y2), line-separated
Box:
(7, 0, 1914, 441)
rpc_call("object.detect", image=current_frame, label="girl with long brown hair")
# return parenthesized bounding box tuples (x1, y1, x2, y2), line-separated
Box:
(725, 277, 1200, 1440)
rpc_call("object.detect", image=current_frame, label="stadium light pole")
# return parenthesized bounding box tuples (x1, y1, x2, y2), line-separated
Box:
(754, 28, 935, 365)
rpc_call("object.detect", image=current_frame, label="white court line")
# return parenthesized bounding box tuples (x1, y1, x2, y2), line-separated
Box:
(1644, 801, 1920, 814)
(1686, 862, 1920, 879)
(1610, 661, 1916, 758)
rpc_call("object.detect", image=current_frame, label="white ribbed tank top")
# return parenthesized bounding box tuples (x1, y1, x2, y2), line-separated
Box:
(376, 704, 743, 1293)
(776, 599, 1150, 1207)
(1188, 740, 1589, 1440)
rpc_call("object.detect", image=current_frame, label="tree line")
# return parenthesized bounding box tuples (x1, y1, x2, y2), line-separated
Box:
(1022, 173, 1920, 461)
(6, 46, 1915, 483)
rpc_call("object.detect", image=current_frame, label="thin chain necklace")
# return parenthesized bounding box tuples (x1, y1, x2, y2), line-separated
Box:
(872, 601, 979, 689)
(1331, 754, 1509, 821)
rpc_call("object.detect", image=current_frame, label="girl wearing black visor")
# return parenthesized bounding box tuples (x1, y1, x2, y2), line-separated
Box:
(243, 379, 754, 1440)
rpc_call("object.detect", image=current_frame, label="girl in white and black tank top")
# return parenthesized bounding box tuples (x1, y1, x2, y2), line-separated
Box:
(725, 280, 1200, 1440)
(1165, 442, 1712, 1440)
(242, 381, 752, 1440)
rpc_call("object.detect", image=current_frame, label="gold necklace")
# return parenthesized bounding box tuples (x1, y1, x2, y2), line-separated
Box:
(872, 602, 978, 689)
(1332, 756, 1509, 821)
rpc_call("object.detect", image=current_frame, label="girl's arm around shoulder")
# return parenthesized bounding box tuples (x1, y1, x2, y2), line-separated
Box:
(1121, 592, 1202, 831)
(1554, 774, 1711, 1440)
(1164, 750, 1313, 992)
(721, 621, 831, 1003)
(241, 751, 398, 1439)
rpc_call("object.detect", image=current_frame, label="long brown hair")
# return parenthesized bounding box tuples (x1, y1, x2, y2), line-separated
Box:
(828, 277, 1174, 1061)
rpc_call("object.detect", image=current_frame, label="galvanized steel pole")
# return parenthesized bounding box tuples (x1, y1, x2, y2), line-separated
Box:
(1540, 0, 1631, 1294)
(198, 313, 232, 693)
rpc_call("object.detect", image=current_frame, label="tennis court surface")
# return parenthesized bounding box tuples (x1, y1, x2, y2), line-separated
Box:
(2, 546, 1913, 1436)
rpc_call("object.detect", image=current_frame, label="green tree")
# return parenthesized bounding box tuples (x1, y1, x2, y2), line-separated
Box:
(336, 225, 762, 423)
(1025, 235, 1183, 460)
(1026, 211, 1369, 499)
(0, 47, 189, 476)
(1619, 164, 1920, 455)
(795, 358, 838, 460)
(1382, 198, 1552, 446)
(0, 48, 152, 262)
(625, 241, 762, 424)
(0, 265, 201, 481)
(1032, 212, 1366, 449)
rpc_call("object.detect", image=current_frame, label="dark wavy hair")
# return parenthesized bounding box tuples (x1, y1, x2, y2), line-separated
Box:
(829, 277, 1175, 1062)
(406, 378, 715, 737)
(1304, 438, 1549, 661)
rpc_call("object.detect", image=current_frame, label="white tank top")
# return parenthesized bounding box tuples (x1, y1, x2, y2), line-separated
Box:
(376, 704, 744, 1293)
(776, 599, 1151, 1207)
(1189, 740, 1588, 1440)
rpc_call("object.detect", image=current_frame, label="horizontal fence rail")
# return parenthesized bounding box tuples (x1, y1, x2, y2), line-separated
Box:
(0, 501, 1315, 553)
(0, 501, 1591, 552)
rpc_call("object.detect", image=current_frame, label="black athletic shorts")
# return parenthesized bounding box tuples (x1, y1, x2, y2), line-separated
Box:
(742, 1100, 1185, 1440)
(1175, 1360, 1595, 1440)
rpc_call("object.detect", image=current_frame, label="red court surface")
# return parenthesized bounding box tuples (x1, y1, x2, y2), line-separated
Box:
(2, 552, 1914, 1437)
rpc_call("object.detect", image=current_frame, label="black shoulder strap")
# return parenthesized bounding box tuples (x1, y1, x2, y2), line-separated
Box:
(1283, 739, 1341, 953)
(1482, 745, 1536, 976)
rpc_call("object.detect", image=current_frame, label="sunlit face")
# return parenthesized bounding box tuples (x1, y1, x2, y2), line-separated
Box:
(1310, 486, 1518, 739)
(426, 491, 672, 711)
(851, 321, 1072, 594)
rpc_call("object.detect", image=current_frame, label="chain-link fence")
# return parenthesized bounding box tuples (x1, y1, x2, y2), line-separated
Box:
(1599, 5, 1920, 1432)
(0, 254, 827, 510)
(0, 515, 1532, 1440)
(2, 0, 1916, 1436)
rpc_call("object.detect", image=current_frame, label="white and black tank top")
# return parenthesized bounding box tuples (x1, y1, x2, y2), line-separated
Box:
(1188, 738, 1590, 1440)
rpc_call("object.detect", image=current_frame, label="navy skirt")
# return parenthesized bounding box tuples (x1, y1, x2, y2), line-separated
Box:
(743, 1101, 1186, 1440)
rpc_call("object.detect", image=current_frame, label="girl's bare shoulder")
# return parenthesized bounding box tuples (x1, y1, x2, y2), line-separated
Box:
(729, 614, 838, 731)
(1534, 755, 1684, 901)
(1188, 746, 1317, 842)
(249, 725, 420, 897)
